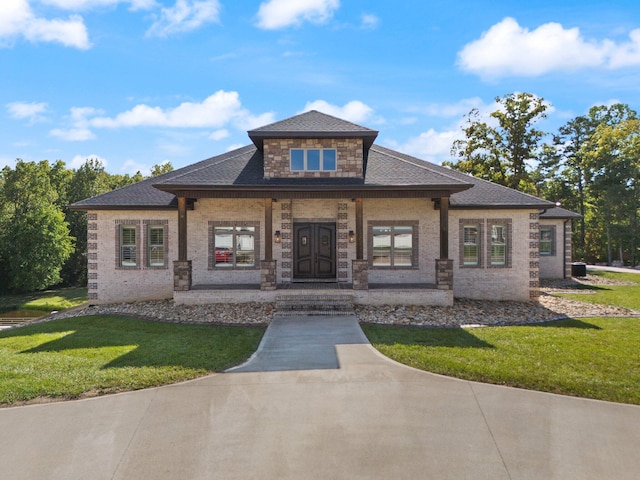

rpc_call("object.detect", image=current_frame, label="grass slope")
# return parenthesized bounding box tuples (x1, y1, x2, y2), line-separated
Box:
(0, 315, 265, 406)
(363, 317, 640, 405)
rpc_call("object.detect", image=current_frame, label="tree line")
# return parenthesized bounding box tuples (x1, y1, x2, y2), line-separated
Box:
(0, 160, 173, 293)
(1, 94, 637, 294)
(446, 93, 639, 267)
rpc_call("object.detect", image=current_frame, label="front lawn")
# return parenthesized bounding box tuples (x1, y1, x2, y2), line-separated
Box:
(362, 317, 640, 405)
(558, 270, 640, 310)
(0, 287, 88, 314)
(0, 315, 265, 406)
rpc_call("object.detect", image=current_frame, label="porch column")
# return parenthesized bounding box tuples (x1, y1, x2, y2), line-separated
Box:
(436, 196, 453, 290)
(174, 196, 192, 291)
(261, 198, 277, 291)
(264, 198, 273, 261)
(353, 197, 368, 289)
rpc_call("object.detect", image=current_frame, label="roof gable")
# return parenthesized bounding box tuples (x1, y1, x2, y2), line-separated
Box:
(248, 110, 378, 151)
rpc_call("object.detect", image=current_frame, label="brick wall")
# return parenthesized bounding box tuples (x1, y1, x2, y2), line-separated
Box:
(449, 209, 537, 301)
(539, 218, 566, 279)
(263, 138, 363, 178)
(189, 198, 264, 285)
(90, 210, 177, 304)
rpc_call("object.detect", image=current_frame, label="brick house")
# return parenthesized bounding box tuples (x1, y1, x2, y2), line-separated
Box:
(71, 110, 576, 306)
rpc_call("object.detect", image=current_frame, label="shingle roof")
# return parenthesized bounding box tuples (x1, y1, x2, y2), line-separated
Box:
(248, 110, 378, 151)
(539, 206, 582, 219)
(70, 111, 556, 211)
(370, 145, 553, 209)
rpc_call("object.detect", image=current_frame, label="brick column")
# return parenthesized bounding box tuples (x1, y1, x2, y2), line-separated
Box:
(352, 259, 368, 290)
(261, 260, 277, 291)
(435, 259, 453, 290)
(173, 260, 192, 291)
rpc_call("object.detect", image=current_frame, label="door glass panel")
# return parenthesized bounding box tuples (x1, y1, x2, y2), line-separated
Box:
(372, 226, 391, 266)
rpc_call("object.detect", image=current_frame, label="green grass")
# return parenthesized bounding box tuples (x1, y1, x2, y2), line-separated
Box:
(558, 270, 640, 310)
(0, 315, 265, 406)
(363, 317, 640, 404)
(0, 287, 88, 314)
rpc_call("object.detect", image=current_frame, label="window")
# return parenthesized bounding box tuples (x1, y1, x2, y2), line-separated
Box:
(459, 220, 482, 267)
(490, 225, 507, 266)
(487, 219, 512, 268)
(209, 223, 258, 269)
(369, 223, 417, 268)
(540, 226, 555, 256)
(290, 149, 337, 171)
(147, 225, 166, 267)
(463, 225, 480, 266)
(120, 226, 137, 267)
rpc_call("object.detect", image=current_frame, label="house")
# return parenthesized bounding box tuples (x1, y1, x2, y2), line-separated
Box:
(538, 206, 582, 279)
(70, 110, 576, 307)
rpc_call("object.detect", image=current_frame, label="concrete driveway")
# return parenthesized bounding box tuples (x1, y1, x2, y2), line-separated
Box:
(1, 316, 639, 479)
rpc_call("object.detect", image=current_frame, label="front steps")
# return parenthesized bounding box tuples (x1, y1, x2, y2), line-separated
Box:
(275, 294, 355, 317)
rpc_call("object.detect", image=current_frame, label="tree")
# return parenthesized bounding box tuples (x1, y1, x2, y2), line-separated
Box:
(62, 158, 120, 286)
(584, 118, 640, 266)
(151, 161, 174, 177)
(447, 92, 548, 193)
(0, 160, 73, 292)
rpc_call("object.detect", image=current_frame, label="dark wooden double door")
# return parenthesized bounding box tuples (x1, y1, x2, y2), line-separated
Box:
(293, 223, 336, 280)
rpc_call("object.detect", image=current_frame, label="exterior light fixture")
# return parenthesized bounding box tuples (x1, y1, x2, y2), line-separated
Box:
(274, 230, 281, 243)
(349, 230, 355, 243)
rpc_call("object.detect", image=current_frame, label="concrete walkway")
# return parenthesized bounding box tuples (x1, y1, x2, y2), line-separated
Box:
(1, 316, 640, 479)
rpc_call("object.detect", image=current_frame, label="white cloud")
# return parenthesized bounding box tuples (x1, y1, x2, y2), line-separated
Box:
(360, 13, 378, 30)
(91, 90, 264, 129)
(395, 128, 462, 163)
(458, 17, 640, 79)
(39, 0, 156, 10)
(50, 127, 95, 141)
(301, 99, 374, 123)
(0, 0, 90, 49)
(7, 101, 48, 122)
(256, 0, 339, 30)
(209, 128, 229, 140)
(409, 97, 487, 118)
(146, 0, 220, 37)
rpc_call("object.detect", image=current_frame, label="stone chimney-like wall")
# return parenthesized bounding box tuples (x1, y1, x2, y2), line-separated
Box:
(263, 138, 363, 178)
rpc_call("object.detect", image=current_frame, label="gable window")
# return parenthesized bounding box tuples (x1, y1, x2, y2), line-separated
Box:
(368, 222, 418, 269)
(115, 221, 140, 269)
(459, 220, 483, 267)
(208, 221, 260, 270)
(290, 149, 337, 171)
(487, 220, 512, 268)
(146, 223, 167, 268)
(540, 226, 556, 256)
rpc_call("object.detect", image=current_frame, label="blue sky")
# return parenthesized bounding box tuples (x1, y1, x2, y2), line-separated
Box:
(2, 0, 640, 175)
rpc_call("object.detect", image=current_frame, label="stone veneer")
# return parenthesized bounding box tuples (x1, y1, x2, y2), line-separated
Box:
(260, 260, 277, 291)
(263, 138, 363, 178)
(435, 259, 453, 290)
(352, 260, 369, 290)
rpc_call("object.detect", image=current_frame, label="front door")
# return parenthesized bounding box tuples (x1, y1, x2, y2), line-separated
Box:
(293, 223, 336, 280)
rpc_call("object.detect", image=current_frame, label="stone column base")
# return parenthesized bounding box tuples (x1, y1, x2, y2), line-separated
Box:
(352, 259, 369, 290)
(436, 259, 453, 290)
(173, 260, 192, 291)
(261, 260, 277, 291)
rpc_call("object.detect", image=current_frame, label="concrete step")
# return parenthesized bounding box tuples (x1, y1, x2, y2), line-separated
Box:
(274, 294, 355, 316)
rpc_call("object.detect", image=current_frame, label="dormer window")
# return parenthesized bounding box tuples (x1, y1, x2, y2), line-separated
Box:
(290, 148, 337, 172)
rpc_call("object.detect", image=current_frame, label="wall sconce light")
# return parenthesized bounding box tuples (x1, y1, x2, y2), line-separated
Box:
(274, 230, 281, 243)
(349, 230, 355, 243)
